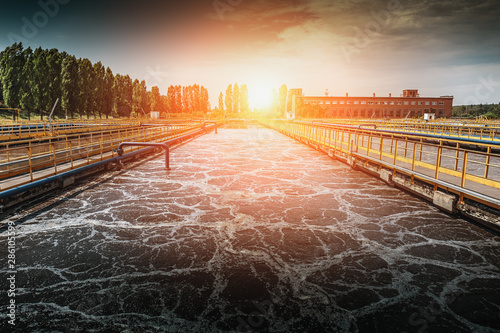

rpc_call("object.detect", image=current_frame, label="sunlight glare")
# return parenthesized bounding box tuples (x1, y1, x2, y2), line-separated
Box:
(248, 84, 273, 109)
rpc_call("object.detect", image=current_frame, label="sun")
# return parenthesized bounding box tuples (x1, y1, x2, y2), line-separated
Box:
(248, 85, 273, 109)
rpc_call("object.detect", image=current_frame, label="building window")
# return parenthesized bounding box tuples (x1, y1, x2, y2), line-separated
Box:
(397, 101, 402, 105)
(340, 101, 345, 104)
(390, 101, 395, 105)
(361, 101, 366, 105)
(438, 109, 444, 116)
(439, 101, 444, 105)
(411, 101, 416, 105)
(404, 101, 409, 105)
(418, 102, 423, 105)
(333, 101, 337, 104)
(425, 101, 430, 105)
(354, 101, 359, 104)
(432, 101, 437, 105)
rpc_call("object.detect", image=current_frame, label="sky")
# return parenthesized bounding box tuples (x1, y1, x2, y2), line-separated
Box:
(1, 0, 499, 108)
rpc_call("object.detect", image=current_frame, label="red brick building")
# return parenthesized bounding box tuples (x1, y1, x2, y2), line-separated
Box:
(292, 89, 454, 119)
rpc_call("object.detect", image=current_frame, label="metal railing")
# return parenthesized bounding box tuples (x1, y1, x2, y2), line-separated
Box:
(0, 124, 202, 191)
(297, 119, 500, 141)
(0, 119, 146, 141)
(263, 120, 500, 210)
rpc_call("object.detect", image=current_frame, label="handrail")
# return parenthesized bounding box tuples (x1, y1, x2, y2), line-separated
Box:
(203, 121, 218, 134)
(358, 124, 377, 129)
(117, 142, 170, 170)
(298, 121, 500, 148)
(262, 119, 500, 213)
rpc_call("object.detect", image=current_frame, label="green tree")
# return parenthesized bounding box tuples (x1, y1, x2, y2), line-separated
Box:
(218, 92, 224, 112)
(182, 85, 191, 114)
(102, 67, 114, 118)
(167, 85, 175, 114)
(240, 84, 249, 114)
(233, 83, 240, 113)
(175, 85, 182, 113)
(114, 74, 133, 117)
(200, 86, 209, 114)
(20, 47, 34, 120)
(92, 61, 105, 118)
(225, 84, 233, 114)
(61, 56, 79, 119)
(150, 86, 162, 113)
(77, 58, 93, 118)
(46, 48, 63, 118)
(1, 43, 24, 119)
(132, 79, 141, 116)
(32, 47, 50, 120)
(0, 48, 4, 103)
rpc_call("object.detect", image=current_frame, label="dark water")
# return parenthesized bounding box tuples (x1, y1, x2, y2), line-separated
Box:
(1, 126, 499, 332)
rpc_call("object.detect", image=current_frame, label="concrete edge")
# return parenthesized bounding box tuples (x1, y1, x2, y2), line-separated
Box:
(274, 129, 500, 234)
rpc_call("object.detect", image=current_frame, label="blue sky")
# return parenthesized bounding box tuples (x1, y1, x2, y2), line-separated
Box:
(1, 0, 499, 107)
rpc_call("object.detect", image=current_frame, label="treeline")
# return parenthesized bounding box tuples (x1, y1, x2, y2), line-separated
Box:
(453, 103, 500, 119)
(0, 43, 210, 120)
(216, 83, 250, 116)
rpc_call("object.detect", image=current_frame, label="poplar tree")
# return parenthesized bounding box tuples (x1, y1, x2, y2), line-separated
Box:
(150, 86, 162, 112)
(225, 84, 233, 114)
(1, 43, 24, 119)
(278, 84, 288, 116)
(32, 47, 50, 120)
(167, 85, 175, 114)
(77, 58, 93, 118)
(0, 48, 4, 102)
(175, 85, 182, 113)
(92, 61, 105, 118)
(46, 48, 63, 117)
(218, 92, 224, 112)
(182, 86, 190, 113)
(200, 86, 209, 114)
(20, 47, 34, 120)
(233, 83, 240, 113)
(240, 84, 249, 114)
(102, 67, 114, 118)
(61, 55, 79, 119)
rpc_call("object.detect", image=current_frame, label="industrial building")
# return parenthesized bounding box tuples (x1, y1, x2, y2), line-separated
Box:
(291, 89, 454, 118)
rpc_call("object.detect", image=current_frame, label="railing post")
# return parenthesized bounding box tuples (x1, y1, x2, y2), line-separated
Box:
(484, 147, 491, 179)
(85, 138, 90, 165)
(454, 143, 460, 171)
(51, 142, 57, 175)
(412, 141, 417, 171)
(379, 137, 384, 160)
(461, 151, 468, 188)
(69, 140, 74, 169)
(435, 145, 442, 180)
(28, 146, 33, 182)
(393, 139, 398, 166)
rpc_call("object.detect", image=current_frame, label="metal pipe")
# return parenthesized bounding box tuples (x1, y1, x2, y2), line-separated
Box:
(117, 142, 170, 170)
(203, 121, 218, 134)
